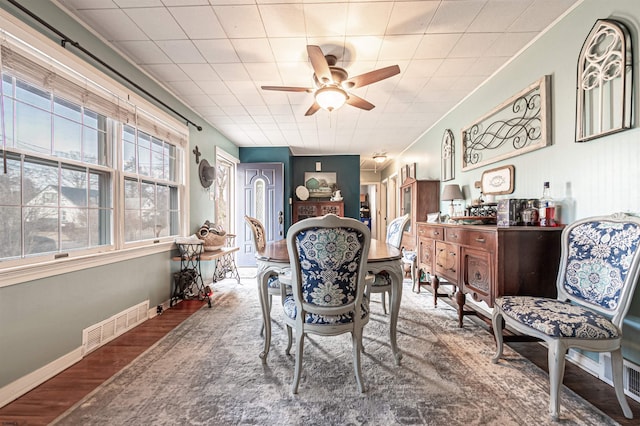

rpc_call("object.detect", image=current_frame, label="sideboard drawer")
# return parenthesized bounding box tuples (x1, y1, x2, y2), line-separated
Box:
(444, 227, 464, 244)
(417, 223, 444, 240)
(464, 230, 496, 252)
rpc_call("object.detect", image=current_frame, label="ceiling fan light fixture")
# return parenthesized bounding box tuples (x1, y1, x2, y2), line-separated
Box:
(373, 154, 387, 163)
(315, 86, 347, 111)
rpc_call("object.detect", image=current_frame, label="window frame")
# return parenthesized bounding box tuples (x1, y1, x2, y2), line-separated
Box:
(0, 11, 189, 287)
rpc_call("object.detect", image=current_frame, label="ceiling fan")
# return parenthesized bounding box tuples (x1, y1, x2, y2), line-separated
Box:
(261, 45, 400, 116)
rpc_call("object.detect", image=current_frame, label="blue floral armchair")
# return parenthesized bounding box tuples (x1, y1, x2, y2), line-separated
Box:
(279, 214, 373, 394)
(492, 213, 640, 421)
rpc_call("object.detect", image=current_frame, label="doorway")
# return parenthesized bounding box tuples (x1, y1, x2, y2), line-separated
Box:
(236, 162, 284, 266)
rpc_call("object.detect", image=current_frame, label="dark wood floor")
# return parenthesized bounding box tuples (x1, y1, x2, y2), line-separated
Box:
(1, 295, 639, 425)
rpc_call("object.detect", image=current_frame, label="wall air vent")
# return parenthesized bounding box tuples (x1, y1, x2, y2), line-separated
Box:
(82, 300, 149, 355)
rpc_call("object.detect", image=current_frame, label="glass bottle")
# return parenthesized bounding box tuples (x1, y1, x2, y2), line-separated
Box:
(538, 182, 556, 227)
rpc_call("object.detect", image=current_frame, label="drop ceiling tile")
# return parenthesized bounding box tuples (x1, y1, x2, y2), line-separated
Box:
(269, 38, 309, 63)
(168, 6, 226, 39)
(192, 39, 240, 63)
(471, 56, 510, 76)
(123, 7, 187, 40)
(114, 41, 171, 64)
(434, 58, 478, 77)
(468, 0, 532, 33)
(156, 40, 206, 63)
(231, 39, 275, 63)
(211, 64, 250, 81)
(213, 5, 266, 38)
(244, 63, 281, 82)
(427, 0, 485, 34)
(213, 94, 242, 107)
(113, 0, 161, 6)
(73, 9, 148, 41)
(58, 0, 119, 8)
(386, 1, 439, 35)
(162, 0, 209, 6)
(378, 35, 422, 61)
(512, 0, 578, 32)
(402, 59, 443, 79)
(246, 105, 271, 115)
(449, 33, 500, 58)
(197, 81, 231, 95)
(345, 2, 393, 36)
(178, 64, 220, 81)
(346, 36, 384, 62)
(166, 80, 203, 96)
(304, 2, 348, 37)
(144, 63, 189, 81)
(180, 93, 216, 107)
(259, 3, 306, 37)
(414, 34, 462, 59)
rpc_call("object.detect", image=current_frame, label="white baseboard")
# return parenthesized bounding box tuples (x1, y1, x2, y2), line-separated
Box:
(0, 346, 83, 408)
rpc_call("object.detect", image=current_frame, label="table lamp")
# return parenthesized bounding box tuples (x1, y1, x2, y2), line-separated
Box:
(442, 184, 464, 217)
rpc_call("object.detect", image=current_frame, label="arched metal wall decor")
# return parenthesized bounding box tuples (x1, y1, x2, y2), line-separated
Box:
(462, 75, 551, 171)
(441, 129, 454, 181)
(576, 19, 633, 142)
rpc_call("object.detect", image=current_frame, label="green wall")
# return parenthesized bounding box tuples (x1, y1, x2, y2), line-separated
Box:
(0, 1, 237, 389)
(292, 155, 361, 220)
(386, 0, 640, 364)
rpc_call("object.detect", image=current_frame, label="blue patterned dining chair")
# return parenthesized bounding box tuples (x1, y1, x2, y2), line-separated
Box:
(279, 214, 373, 393)
(492, 213, 640, 421)
(368, 214, 409, 314)
(244, 215, 285, 337)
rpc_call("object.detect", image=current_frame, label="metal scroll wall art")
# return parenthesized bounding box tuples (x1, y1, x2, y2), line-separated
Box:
(462, 75, 551, 171)
(441, 129, 454, 181)
(576, 19, 633, 142)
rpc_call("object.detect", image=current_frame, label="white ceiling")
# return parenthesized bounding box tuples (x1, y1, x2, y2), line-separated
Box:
(55, 0, 579, 171)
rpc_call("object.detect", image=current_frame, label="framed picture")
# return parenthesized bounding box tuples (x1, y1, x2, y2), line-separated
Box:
(462, 75, 551, 171)
(481, 165, 515, 195)
(409, 163, 416, 179)
(426, 212, 441, 223)
(400, 166, 407, 183)
(304, 172, 336, 198)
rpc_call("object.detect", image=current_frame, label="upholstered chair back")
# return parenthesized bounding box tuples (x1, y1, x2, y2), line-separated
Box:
(558, 214, 640, 326)
(386, 214, 410, 249)
(286, 214, 371, 325)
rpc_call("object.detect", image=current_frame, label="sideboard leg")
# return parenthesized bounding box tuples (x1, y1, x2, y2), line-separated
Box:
(455, 289, 466, 328)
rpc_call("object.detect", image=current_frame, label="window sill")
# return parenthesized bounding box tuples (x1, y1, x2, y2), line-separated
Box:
(0, 241, 176, 288)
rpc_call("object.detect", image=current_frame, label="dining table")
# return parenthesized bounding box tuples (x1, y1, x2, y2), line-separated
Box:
(255, 238, 404, 365)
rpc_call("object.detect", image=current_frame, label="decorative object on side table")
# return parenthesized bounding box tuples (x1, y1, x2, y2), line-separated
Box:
(197, 220, 227, 251)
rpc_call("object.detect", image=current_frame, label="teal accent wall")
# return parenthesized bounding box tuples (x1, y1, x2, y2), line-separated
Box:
(292, 156, 361, 219)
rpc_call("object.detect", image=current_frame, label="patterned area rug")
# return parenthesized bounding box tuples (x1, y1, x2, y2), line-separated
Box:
(53, 274, 617, 425)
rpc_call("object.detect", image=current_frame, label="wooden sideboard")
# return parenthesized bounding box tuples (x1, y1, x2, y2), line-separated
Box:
(399, 178, 440, 251)
(292, 200, 344, 222)
(416, 222, 563, 327)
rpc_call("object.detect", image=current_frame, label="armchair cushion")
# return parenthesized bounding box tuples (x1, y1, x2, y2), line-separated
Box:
(282, 295, 369, 325)
(267, 274, 280, 289)
(496, 296, 619, 339)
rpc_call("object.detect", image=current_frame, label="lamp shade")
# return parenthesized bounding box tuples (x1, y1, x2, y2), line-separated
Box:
(442, 184, 463, 201)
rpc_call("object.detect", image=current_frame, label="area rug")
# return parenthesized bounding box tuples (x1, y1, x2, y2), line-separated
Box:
(53, 273, 617, 425)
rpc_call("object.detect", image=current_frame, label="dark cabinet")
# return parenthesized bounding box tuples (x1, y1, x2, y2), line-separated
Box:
(293, 201, 344, 222)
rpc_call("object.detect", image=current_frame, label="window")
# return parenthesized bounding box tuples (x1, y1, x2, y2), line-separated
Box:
(0, 34, 186, 268)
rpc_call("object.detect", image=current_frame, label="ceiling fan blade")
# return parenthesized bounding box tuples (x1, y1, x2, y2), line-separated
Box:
(307, 45, 332, 84)
(261, 85, 313, 92)
(304, 102, 321, 116)
(343, 65, 400, 89)
(345, 94, 375, 111)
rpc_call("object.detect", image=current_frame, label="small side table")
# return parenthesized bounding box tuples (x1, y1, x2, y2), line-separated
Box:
(172, 243, 211, 308)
